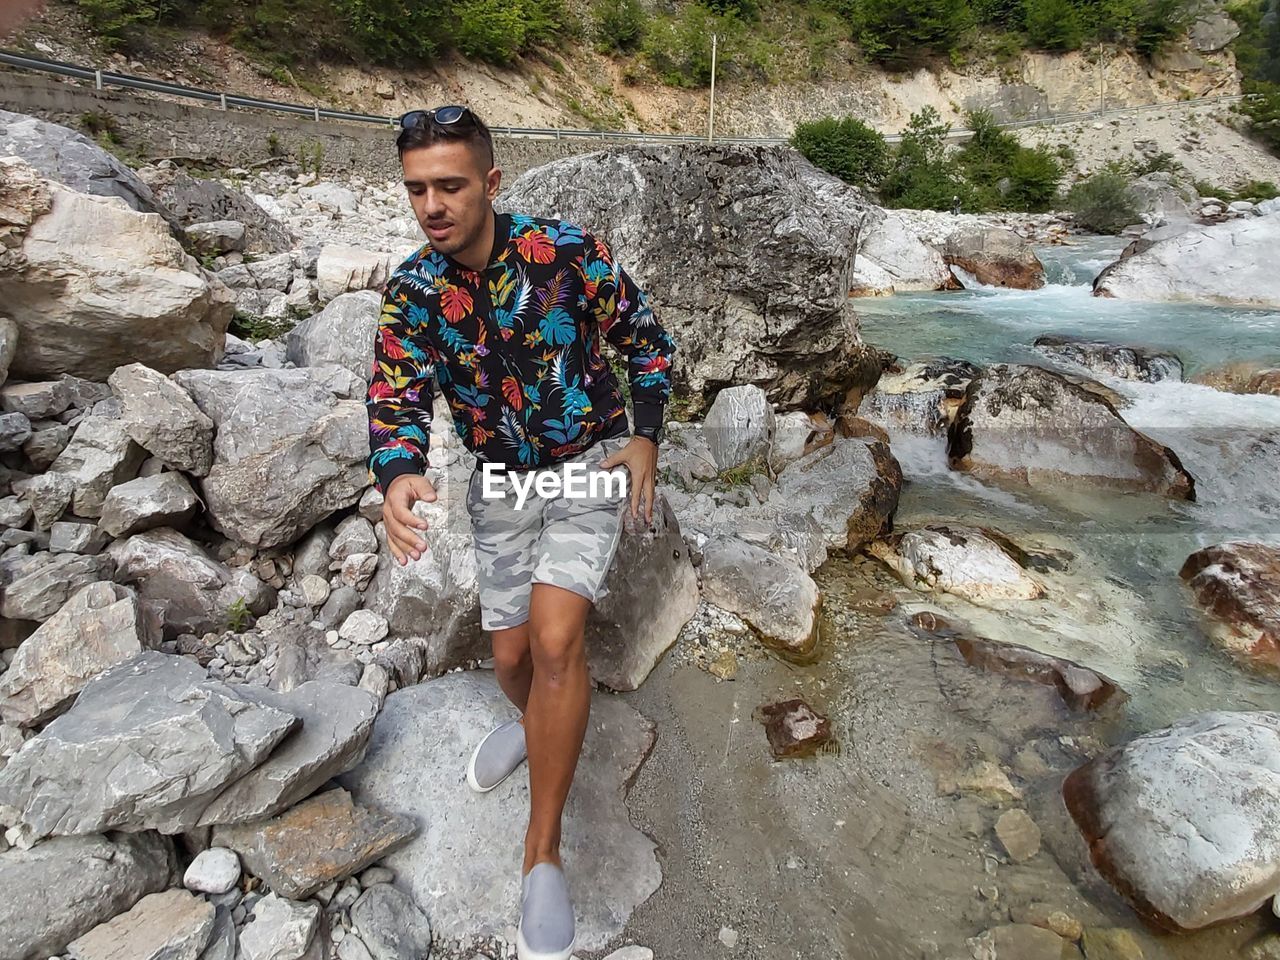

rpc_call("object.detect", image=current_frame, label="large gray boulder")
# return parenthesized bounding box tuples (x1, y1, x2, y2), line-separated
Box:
(173, 369, 369, 549)
(339, 671, 660, 953)
(701, 384, 775, 472)
(760, 436, 901, 550)
(0, 832, 177, 960)
(0, 652, 299, 842)
(1095, 215, 1280, 308)
(1128, 171, 1199, 225)
(197, 681, 379, 827)
(136, 165, 296, 254)
(98, 472, 200, 538)
(0, 551, 115, 622)
(109, 363, 215, 476)
(0, 157, 234, 381)
(0, 110, 181, 231)
(44, 415, 147, 519)
(948, 364, 1196, 499)
(0, 582, 160, 728)
(1064, 711, 1280, 931)
(66, 888, 215, 960)
(108, 528, 276, 638)
(940, 225, 1045, 289)
(497, 143, 883, 414)
(700, 535, 821, 658)
(586, 495, 699, 690)
(285, 291, 379, 383)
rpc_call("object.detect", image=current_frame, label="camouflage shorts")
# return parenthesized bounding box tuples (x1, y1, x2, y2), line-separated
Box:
(464, 437, 630, 631)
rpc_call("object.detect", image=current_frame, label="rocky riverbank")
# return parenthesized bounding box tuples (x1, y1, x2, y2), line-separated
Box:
(1, 107, 1279, 960)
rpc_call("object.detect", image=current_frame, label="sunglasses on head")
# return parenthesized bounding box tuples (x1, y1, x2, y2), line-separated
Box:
(398, 105, 475, 130)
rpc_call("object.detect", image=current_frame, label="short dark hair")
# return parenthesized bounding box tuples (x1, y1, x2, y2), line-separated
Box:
(396, 108, 496, 174)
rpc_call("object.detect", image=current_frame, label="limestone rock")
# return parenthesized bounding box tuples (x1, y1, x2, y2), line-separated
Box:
(496, 144, 883, 413)
(339, 671, 659, 952)
(948, 364, 1195, 499)
(1095, 216, 1280, 308)
(211, 788, 415, 900)
(756, 698, 832, 759)
(0, 832, 176, 960)
(762, 437, 901, 550)
(197, 681, 378, 826)
(46, 416, 147, 518)
(0, 551, 115, 622)
(237, 894, 318, 960)
(858, 357, 981, 436)
(940, 225, 1045, 289)
(66, 888, 214, 960)
(586, 494, 699, 690)
(0, 652, 299, 840)
(109, 364, 215, 476)
(0, 157, 233, 381)
(1032, 335, 1182, 383)
(173, 369, 368, 549)
(0, 582, 160, 727)
(867, 525, 1045, 603)
(348, 885, 432, 960)
(136, 165, 295, 255)
(109, 528, 276, 638)
(316, 246, 392, 304)
(183, 848, 241, 895)
(1180, 541, 1280, 671)
(99, 473, 200, 538)
(1064, 711, 1280, 930)
(285, 291, 379, 383)
(995, 809, 1042, 862)
(185, 221, 246, 257)
(700, 536, 820, 658)
(702, 385, 775, 472)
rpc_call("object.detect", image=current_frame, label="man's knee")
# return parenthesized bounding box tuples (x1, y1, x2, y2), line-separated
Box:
(529, 623, 585, 679)
(491, 628, 531, 676)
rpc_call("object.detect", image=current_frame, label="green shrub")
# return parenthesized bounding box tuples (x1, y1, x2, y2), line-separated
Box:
(880, 106, 970, 210)
(844, 0, 971, 66)
(1240, 83, 1280, 157)
(76, 0, 164, 49)
(591, 0, 647, 52)
(791, 116, 891, 190)
(953, 109, 1062, 211)
(1023, 0, 1084, 50)
(1004, 145, 1063, 210)
(1067, 170, 1139, 233)
(643, 4, 740, 87)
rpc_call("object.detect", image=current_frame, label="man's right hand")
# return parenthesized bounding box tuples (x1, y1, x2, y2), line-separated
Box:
(382, 474, 438, 565)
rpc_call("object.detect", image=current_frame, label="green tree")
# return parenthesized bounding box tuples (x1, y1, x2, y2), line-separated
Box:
(881, 106, 969, 210)
(847, 0, 972, 66)
(1240, 83, 1280, 156)
(1023, 0, 1084, 50)
(1067, 169, 1140, 233)
(76, 0, 165, 49)
(591, 0, 647, 52)
(644, 4, 743, 87)
(791, 116, 891, 190)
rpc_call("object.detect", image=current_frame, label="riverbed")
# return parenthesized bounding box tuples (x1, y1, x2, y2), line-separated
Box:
(615, 237, 1280, 960)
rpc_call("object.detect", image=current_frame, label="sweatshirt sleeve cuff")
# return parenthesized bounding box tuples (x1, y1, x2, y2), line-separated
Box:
(632, 401, 665, 433)
(371, 456, 424, 496)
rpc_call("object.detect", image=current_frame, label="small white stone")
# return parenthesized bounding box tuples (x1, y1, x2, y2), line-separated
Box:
(718, 926, 739, 948)
(339, 609, 389, 646)
(184, 847, 241, 894)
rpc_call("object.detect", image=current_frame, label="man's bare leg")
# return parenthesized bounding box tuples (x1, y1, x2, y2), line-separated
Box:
(491, 624, 533, 715)
(521, 582, 593, 875)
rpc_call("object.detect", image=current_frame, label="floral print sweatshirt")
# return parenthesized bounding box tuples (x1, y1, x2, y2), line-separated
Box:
(366, 210, 676, 493)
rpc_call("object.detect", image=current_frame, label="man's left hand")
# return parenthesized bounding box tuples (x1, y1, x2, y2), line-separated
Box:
(600, 436, 659, 525)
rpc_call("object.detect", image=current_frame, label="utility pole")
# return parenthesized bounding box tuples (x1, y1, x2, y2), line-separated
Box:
(707, 32, 718, 144)
(1097, 45, 1104, 113)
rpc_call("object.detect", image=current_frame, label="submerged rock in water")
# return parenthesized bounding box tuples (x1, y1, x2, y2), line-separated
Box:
(1063, 711, 1280, 931)
(947, 364, 1195, 500)
(1180, 541, 1280, 671)
(1032, 335, 1183, 383)
(910, 612, 1126, 712)
(867, 525, 1045, 603)
(940, 225, 1046, 290)
(755, 698, 832, 759)
(700, 535, 821, 658)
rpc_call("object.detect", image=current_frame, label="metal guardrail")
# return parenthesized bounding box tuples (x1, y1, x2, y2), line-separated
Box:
(0, 48, 1254, 147)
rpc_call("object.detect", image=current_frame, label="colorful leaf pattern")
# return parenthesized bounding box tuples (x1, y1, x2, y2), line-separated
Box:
(365, 212, 676, 492)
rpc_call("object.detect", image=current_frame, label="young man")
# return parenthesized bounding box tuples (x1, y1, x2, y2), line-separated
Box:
(364, 106, 676, 960)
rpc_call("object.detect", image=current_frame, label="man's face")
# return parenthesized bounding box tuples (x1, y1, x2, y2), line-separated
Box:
(401, 141, 500, 257)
